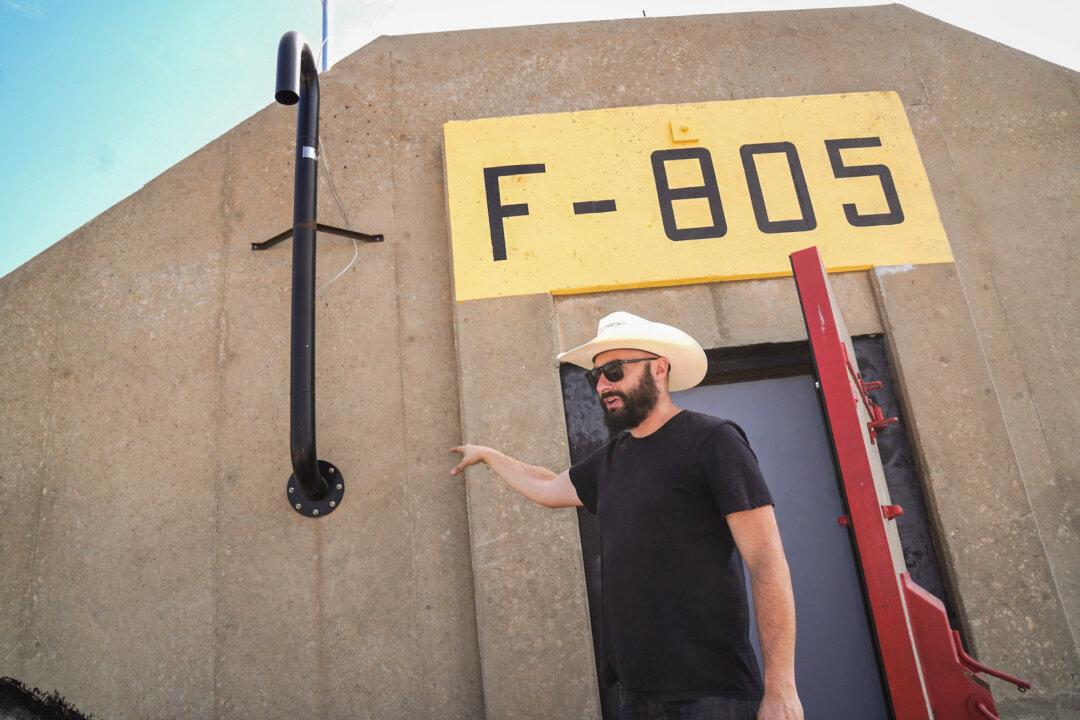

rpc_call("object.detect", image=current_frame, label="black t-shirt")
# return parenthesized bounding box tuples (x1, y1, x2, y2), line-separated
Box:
(569, 410, 774, 701)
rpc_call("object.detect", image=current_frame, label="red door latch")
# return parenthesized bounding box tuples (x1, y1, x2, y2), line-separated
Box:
(840, 344, 898, 444)
(868, 404, 899, 443)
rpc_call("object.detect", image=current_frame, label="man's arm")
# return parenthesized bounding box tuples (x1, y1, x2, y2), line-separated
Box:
(450, 444, 583, 509)
(728, 505, 803, 720)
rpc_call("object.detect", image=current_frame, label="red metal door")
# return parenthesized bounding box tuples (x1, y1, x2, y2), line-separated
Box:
(789, 247, 1027, 720)
(790, 246, 932, 719)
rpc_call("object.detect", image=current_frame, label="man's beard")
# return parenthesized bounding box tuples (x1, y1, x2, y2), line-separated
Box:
(600, 363, 660, 435)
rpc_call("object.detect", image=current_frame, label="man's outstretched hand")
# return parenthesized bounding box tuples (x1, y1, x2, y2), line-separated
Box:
(449, 444, 489, 476)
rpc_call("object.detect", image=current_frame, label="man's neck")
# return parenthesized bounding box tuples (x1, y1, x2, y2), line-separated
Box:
(629, 399, 682, 438)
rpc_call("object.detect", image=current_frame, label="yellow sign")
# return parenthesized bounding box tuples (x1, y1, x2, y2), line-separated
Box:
(443, 92, 951, 302)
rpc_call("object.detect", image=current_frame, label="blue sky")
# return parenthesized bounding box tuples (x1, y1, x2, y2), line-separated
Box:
(1, 0, 1075, 278)
(0, 1, 321, 277)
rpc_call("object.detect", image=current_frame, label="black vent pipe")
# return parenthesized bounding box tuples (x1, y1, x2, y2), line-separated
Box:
(276, 31, 344, 518)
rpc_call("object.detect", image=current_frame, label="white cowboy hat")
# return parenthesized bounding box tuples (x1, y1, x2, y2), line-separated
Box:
(557, 311, 707, 391)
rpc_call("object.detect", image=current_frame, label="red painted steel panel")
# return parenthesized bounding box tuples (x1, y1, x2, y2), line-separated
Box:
(790, 247, 931, 720)
(902, 574, 1001, 719)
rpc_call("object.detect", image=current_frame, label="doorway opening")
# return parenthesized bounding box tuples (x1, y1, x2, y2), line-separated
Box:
(559, 336, 958, 720)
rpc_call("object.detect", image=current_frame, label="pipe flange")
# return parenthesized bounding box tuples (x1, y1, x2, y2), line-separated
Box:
(287, 460, 344, 518)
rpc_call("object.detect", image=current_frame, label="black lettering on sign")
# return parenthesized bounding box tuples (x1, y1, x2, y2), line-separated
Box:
(573, 199, 617, 214)
(739, 142, 817, 233)
(484, 164, 546, 261)
(650, 148, 727, 241)
(825, 138, 904, 227)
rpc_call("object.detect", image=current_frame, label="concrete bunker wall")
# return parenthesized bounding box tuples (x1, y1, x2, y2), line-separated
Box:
(1, 5, 1078, 719)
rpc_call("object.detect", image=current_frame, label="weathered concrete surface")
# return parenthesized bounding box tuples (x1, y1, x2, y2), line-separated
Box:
(1, 4, 1078, 719)
(554, 272, 882, 352)
(0, 240, 76, 677)
(873, 263, 1079, 712)
(13, 135, 230, 718)
(453, 294, 600, 720)
(895, 4, 1080, 656)
(374, 36, 489, 716)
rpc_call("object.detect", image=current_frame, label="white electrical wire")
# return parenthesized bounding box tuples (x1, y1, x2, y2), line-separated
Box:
(311, 14, 359, 295)
(315, 134, 360, 294)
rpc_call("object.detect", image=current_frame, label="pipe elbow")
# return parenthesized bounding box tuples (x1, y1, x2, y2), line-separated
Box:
(275, 31, 318, 105)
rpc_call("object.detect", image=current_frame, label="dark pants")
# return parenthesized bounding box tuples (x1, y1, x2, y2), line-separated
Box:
(617, 689, 760, 720)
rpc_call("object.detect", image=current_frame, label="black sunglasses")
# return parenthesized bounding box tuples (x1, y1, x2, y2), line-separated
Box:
(585, 357, 657, 388)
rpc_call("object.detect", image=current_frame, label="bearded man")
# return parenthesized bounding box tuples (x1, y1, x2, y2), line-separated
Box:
(451, 312, 803, 720)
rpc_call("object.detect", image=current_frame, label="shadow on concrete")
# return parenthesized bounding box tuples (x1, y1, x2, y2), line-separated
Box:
(0, 677, 94, 720)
